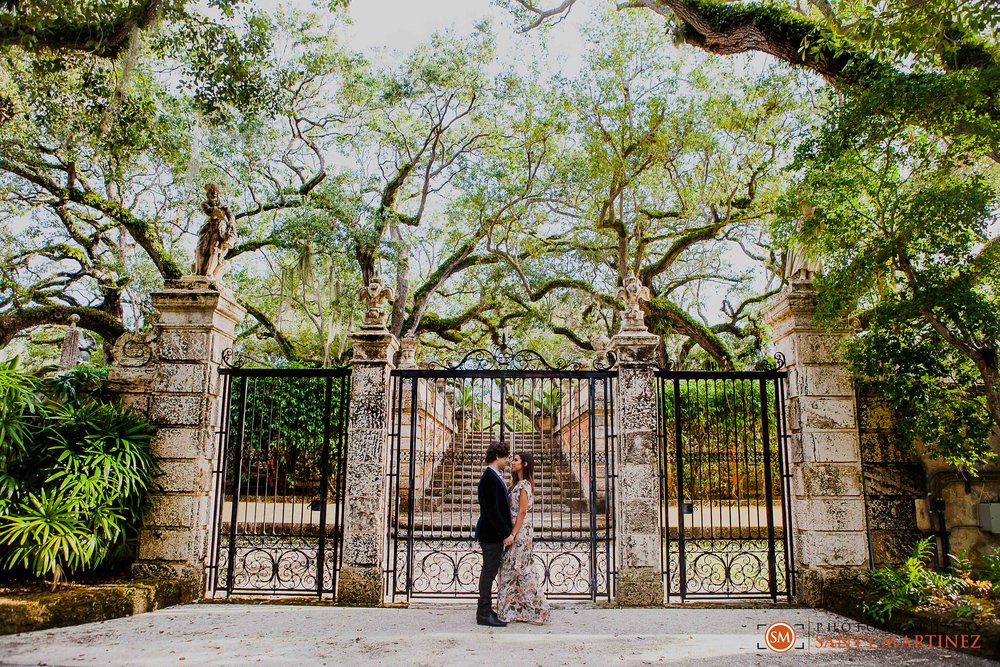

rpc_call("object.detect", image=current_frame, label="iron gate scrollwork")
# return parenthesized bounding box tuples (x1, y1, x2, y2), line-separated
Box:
(385, 349, 617, 603)
(207, 366, 351, 598)
(656, 365, 794, 600)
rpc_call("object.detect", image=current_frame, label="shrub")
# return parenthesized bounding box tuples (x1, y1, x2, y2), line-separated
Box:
(0, 359, 158, 586)
(867, 537, 1000, 623)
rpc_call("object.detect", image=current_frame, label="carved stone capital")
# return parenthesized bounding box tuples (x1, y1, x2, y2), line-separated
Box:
(610, 330, 660, 366)
(350, 329, 399, 365)
(397, 337, 418, 369)
(152, 278, 246, 337)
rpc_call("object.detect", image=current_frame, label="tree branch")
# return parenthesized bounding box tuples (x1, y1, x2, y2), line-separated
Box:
(0, 305, 125, 348)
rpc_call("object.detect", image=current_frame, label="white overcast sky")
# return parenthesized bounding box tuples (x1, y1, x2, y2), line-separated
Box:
(334, 0, 593, 75)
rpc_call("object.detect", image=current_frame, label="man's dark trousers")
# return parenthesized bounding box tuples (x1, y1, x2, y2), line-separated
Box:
(475, 467, 512, 619)
(478, 542, 503, 617)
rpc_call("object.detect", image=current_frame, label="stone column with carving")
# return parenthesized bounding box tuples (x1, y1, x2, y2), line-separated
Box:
(611, 271, 664, 606)
(764, 281, 869, 604)
(125, 276, 245, 597)
(339, 277, 399, 605)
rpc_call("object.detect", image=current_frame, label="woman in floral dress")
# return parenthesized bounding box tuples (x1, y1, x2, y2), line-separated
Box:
(496, 452, 550, 624)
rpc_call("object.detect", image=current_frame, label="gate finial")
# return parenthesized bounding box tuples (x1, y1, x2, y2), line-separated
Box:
(615, 270, 652, 332)
(358, 276, 395, 330)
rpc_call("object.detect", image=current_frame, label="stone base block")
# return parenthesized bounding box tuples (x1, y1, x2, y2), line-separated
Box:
(130, 562, 204, 603)
(137, 527, 205, 563)
(793, 566, 868, 612)
(337, 565, 383, 606)
(616, 567, 664, 607)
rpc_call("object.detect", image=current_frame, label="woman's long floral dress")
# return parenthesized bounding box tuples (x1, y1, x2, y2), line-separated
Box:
(496, 479, 550, 624)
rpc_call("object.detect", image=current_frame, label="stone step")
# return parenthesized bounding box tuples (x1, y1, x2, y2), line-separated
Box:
(425, 480, 584, 490)
(397, 517, 610, 533)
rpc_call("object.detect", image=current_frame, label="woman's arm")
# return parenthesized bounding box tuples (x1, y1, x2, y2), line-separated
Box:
(511, 489, 528, 538)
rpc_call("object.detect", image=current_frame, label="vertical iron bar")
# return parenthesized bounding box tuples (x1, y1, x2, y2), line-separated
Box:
(499, 376, 507, 447)
(315, 376, 334, 598)
(225, 374, 249, 596)
(587, 378, 597, 601)
(672, 376, 686, 600)
(334, 373, 350, 595)
(388, 374, 405, 601)
(760, 377, 778, 600)
(777, 373, 795, 599)
(406, 377, 418, 598)
(209, 371, 233, 596)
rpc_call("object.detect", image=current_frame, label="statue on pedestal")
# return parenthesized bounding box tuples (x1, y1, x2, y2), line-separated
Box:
(784, 204, 823, 283)
(193, 184, 238, 279)
(615, 270, 652, 332)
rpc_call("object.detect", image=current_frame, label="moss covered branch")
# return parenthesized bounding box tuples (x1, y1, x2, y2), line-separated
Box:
(646, 296, 734, 368)
(0, 0, 164, 57)
(0, 306, 125, 348)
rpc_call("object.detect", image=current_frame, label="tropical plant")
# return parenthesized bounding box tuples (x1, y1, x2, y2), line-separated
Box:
(533, 386, 561, 418)
(0, 360, 158, 586)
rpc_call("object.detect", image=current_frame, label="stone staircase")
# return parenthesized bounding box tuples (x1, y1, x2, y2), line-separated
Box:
(405, 431, 604, 533)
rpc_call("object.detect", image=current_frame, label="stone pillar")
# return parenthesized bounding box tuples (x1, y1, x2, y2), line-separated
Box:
(339, 278, 398, 605)
(611, 271, 664, 606)
(129, 276, 245, 597)
(764, 282, 870, 604)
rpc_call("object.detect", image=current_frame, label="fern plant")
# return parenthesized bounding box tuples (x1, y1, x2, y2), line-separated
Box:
(866, 537, 948, 622)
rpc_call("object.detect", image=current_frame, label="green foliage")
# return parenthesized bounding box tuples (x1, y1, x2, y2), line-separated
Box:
(867, 538, 1000, 623)
(0, 358, 39, 477)
(0, 360, 158, 584)
(866, 537, 951, 622)
(779, 92, 1000, 469)
(533, 386, 561, 417)
(232, 368, 348, 457)
(659, 379, 779, 501)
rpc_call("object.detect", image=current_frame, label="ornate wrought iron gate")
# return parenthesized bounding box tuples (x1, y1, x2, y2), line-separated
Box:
(385, 350, 617, 603)
(656, 366, 793, 600)
(208, 367, 351, 598)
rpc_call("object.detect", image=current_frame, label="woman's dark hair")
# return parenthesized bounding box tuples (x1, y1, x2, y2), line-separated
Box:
(511, 451, 535, 491)
(484, 440, 509, 463)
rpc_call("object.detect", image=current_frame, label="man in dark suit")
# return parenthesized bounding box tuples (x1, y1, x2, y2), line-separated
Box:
(474, 440, 514, 627)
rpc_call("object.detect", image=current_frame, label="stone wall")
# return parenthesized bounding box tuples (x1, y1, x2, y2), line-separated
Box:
(856, 393, 926, 567)
(554, 381, 610, 503)
(397, 378, 456, 501)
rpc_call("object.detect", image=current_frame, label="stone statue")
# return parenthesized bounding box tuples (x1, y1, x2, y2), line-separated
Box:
(193, 184, 238, 279)
(784, 204, 823, 282)
(59, 314, 81, 369)
(358, 276, 395, 330)
(615, 270, 652, 332)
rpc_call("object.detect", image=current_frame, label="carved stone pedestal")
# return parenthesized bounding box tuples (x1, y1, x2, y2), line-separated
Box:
(764, 282, 870, 604)
(111, 277, 245, 597)
(610, 273, 665, 606)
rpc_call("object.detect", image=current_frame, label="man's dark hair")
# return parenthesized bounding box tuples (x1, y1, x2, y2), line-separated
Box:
(484, 440, 509, 464)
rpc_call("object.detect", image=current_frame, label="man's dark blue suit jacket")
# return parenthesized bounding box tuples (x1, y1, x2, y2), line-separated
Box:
(475, 467, 513, 543)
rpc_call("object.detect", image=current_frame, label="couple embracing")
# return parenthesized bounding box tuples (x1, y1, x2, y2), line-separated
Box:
(474, 440, 550, 627)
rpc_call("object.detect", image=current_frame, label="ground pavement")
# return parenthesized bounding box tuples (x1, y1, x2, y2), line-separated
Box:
(0, 604, 995, 666)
